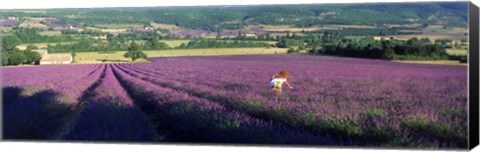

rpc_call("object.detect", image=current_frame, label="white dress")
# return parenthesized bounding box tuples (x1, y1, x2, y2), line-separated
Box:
(269, 78, 286, 90)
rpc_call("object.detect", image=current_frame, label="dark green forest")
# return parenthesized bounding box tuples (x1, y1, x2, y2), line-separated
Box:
(276, 32, 451, 61)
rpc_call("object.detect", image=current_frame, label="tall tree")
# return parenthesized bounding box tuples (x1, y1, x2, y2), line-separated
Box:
(124, 41, 147, 61)
(24, 49, 42, 64)
(71, 51, 77, 62)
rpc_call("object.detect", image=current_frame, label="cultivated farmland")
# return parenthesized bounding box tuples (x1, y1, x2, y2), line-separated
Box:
(2, 54, 467, 148)
(72, 48, 288, 63)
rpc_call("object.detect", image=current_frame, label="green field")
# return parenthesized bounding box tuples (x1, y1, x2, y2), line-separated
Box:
(72, 48, 288, 64)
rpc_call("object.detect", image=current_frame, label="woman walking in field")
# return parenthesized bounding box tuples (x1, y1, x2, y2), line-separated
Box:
(269, 70, 293, 93)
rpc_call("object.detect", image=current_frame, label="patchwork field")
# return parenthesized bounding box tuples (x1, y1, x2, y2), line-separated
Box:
(19, 18, 48, 29)
(2, 54, 467, 148)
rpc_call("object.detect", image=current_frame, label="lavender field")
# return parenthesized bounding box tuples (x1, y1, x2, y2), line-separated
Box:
(2, 54, 467, 148)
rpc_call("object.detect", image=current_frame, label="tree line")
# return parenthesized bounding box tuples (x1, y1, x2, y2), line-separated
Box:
(314, 36, 449, 60)
(273, 31, 449, 60)
(47, 36, 171, 53)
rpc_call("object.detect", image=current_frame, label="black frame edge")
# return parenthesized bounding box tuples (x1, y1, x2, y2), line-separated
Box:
(469, 1, 480, 150)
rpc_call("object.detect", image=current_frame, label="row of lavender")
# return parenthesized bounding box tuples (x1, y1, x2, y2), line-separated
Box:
(3, 65, 101, 97)
(118, 54, 468, 148)
(0, 19, 18, 27)
(112, 64, 339, 144)
(3, 64, 105, 139)
(3, 64, 165, 141)
(2, 61, 342, 144)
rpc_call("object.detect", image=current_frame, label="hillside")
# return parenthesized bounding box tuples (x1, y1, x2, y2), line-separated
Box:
(0, 2, 468, 30)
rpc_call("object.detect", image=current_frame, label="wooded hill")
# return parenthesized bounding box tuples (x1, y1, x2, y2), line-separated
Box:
(0, 2, 468, 30)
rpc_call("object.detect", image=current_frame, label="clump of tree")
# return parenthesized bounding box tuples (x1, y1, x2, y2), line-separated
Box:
(287, 48, 300, 54)
(391, 38, 449, 60)
(276, 39, 304, 48)
(143, 36, 170, 50)
(316, 37, 448, 60)
(23, 49, 42, 64)
(6, 51, 25, 65)
(124, 41, 147, 61)
(1, 35, 42, 66)
(449, 55, 467, 63)
(71, 52, 77, 63)
(320, 37, 395, 60)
